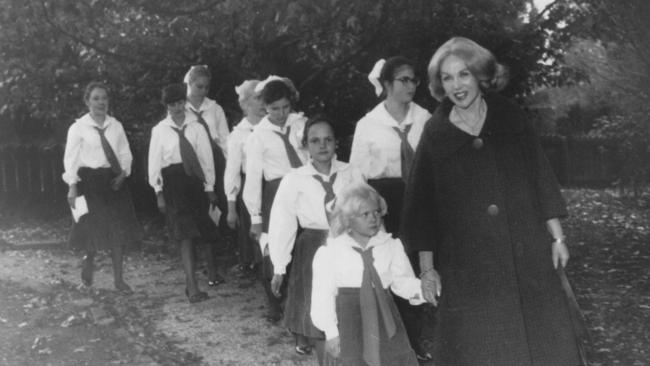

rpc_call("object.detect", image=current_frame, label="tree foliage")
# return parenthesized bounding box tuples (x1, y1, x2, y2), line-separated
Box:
(0, 0, 576, 147)
(558, 0, 650, 194)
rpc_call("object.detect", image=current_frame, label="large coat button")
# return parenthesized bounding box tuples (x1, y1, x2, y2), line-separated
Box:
(472, 138, 484, 149)
(487, 204, 499, 216)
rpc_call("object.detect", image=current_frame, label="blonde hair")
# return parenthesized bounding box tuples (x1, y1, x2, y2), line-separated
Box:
(427, 37, 509, 101)
(329, 182, 388, 238)
(235, 79, 261, 110)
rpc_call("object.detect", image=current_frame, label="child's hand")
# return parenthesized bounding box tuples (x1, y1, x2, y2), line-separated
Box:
(250, 223, 262, 241)
(325, 337, 340, 358)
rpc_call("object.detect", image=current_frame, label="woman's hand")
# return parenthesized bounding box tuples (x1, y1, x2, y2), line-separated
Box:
(67, 184, 78, 209)
(250, 223, 262, 241)
(552, 239, 570, 268)
(420, 269, 441, 306)
(325, 337, 340, 358)
(156, 192, 166, 214)
(271, 274, 284, 297)
(110, 170, 127, 191)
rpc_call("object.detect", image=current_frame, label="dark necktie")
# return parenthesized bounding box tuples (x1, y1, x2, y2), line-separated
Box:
(312, 172, 337, 206)
(392, 124, 414, 180)
(352, 246, 397, 366)
(172, 126, 206, 183)
(94, 126, 122, 175)
(189, 109, 218, 148)
(274, 126, 303, 168)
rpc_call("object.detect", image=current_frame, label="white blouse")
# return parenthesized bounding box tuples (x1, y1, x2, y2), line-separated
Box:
(62, 114, 133, 185)
(268, 160, 365, 275)
(311, 231, 425, 340)
(242, 112, 309, 225)
(348, 102, 431, 179)
(223, 117, 256, 202)
(147, 115, 215, 193)
(185, 98, 230, 157)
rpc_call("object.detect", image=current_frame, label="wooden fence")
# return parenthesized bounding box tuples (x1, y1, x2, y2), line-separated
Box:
(0, 136, 621, 212)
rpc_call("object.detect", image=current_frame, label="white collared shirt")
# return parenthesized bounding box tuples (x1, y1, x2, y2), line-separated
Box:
(186, 98, 230, 157)
(147, 114, 215, 193)
(242, 112, 309, 225)
(223, 117, 257, 201)
(268, 160, 365, 275)
(311, 231, 425, 340)
(349, 102, 431, 179)
(62, 113, 133, 185)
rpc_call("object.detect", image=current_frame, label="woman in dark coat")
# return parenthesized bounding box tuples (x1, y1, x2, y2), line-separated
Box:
(401, 37, 582, 366)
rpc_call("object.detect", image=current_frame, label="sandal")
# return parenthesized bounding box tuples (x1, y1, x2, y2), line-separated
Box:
(415, 350, 433, 361)
(295, 345, 313, 355)
(207, 273, 226, 286)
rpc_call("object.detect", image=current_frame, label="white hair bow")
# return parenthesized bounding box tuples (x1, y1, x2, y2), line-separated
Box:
(254, 75, 284, 93)
(183, 64, 207, 84)
(368, 59, 386, 97)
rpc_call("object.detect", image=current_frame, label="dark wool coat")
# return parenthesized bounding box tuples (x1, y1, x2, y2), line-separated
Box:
(401, 94, 582, 366)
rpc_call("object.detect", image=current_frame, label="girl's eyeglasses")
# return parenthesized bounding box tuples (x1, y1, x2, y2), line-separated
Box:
(394, 77, 420, 87)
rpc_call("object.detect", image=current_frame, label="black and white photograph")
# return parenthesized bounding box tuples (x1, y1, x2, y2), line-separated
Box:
(0, 0, 648, 365)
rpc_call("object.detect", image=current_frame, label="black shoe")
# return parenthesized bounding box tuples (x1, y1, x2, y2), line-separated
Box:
(265, 312, 282, 324)
(295, 345, 312, 355)
(208, 273, 226, 286)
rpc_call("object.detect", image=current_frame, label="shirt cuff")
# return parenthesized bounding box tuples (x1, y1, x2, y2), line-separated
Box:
(273, 264, 286, 275)
(204, 184, 213, 192)
(62, 173, 79, 185)
(324, 326, 339, 340)
(251, 215, 262, 224)
(226, 193, 237, 201)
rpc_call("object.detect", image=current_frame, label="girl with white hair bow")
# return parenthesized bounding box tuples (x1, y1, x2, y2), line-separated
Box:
(348, 56, 433, 361)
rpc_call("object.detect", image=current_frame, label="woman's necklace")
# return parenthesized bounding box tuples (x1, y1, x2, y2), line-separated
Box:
(453, 98, 486, 136)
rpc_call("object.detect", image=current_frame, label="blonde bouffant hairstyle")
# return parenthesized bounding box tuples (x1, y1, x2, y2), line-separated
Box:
(329, 182, 388, 238)
(427, 37, 509, 101)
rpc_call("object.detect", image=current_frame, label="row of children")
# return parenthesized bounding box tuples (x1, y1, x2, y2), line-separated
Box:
(63, 53, 432, 365)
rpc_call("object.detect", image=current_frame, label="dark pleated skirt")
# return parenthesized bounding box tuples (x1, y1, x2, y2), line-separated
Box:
(367, 178, 404, 237)
(236, 174, 259, 265)
(68, 167, 140, 252)
(323, 287, 419, 366)
(261, 178, 282, 233)
(283, 229, 328, 339)
(161, 164, 217, 242)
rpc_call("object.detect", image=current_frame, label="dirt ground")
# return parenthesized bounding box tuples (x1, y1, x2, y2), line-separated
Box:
(0, 188, 649, 365)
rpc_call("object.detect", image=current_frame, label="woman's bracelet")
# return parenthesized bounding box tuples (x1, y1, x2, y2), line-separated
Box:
(552, 236, 566, 245)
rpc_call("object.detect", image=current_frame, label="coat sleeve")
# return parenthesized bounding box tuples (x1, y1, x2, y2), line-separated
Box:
(62, 123, 82, 185)
(267, 173, 299, 275)
(522, 118, 568, 220)
(243, 131, 264, 224)
(223, 129, 243, 201)
(115, 123, 133, 176)
(147, 126, 164, 193)
(388, 239, 425, 305)
(348, 118, 372, 177)
(311, 245, 339, 340)
(400, 120, 440, 254)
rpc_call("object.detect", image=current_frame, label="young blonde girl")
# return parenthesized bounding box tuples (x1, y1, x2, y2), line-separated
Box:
(311, 183, 428, 365)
